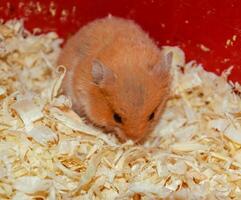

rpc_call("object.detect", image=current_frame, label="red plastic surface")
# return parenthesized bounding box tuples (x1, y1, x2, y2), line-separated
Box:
(1, 0, 241, 82)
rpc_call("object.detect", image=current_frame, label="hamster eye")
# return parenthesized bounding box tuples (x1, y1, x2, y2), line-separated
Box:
(148, 112, 155, 121)
(113, 113, 122, 123)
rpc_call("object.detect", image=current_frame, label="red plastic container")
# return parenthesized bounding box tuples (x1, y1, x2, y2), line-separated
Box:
(1, 0, 241, 83)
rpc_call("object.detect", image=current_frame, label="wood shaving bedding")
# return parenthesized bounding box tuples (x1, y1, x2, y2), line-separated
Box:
(0, 20, 241, 200)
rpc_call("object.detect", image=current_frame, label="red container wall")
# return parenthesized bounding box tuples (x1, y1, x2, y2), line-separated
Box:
(1, 0, 241, 83)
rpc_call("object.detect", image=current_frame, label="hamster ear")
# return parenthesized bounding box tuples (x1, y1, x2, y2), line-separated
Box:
(149, 51, 173, 77)
(91, 59, 116, 86)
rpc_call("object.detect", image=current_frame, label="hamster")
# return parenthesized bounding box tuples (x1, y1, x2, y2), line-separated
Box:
(57, 16, 173, 142)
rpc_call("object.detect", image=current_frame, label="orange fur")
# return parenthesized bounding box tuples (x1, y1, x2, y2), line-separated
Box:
(58, 16, 172, 142)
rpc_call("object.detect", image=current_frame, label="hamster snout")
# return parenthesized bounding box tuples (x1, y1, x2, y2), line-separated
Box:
(57, 16, 173, 142)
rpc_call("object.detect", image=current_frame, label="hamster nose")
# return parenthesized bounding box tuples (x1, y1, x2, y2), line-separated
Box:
(124, 130, 145, 142)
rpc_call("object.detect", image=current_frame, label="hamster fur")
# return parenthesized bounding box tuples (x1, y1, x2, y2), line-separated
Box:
(57, 16, 172, 142)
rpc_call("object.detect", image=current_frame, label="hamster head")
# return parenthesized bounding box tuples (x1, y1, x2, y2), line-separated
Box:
(84, 49, 173, 142)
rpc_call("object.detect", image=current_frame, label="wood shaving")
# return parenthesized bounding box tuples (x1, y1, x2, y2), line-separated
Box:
(0, 20, 241, 199)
